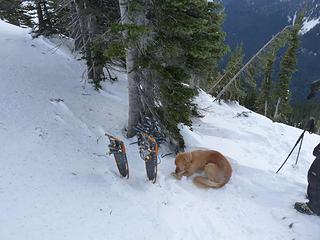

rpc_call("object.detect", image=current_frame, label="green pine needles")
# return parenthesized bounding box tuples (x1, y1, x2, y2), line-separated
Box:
(0, 0, 33, 27)
(272, 12, 303, 122)
(104, 0, 227, 148)
(144, 0, 228, 147)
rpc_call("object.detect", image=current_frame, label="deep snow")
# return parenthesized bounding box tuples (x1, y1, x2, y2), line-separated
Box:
(0, 20, 320, 240)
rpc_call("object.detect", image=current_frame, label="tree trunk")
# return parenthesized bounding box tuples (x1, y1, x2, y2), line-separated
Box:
(274, 97, 281, 120)
(264, 100, 268, 116)
(119, 0, 143, 137)
(69, 2, 82, 51)
(35, 0, 45, 33)
(126, 49, 142, 137)
(87, 13, 104, 85)
(72, 0, 87, 49)
(42, 0, 52, 31)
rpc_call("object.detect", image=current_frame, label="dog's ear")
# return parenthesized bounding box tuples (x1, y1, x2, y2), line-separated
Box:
(184, 152, 192, 164)
(174, 152, 182, 163)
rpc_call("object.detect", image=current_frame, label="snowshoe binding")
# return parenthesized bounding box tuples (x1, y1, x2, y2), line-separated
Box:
(105, 133, 129, 178)
(137, 133, 159, 183)
(135, 117, 164, 183)
(294, 202, 315, 215)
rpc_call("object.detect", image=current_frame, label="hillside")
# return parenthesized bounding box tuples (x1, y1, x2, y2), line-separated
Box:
(222, 0, 320, 101)
(1, 20, 320, 240)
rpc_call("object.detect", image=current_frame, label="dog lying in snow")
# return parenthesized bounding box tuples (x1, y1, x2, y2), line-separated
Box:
(171, 149, 232, 188)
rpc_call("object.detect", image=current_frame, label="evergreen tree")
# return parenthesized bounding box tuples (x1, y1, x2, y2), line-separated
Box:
(221, 44, 245, 102)
(273, 13, 303, 122)
(117, 0, 145, 137)
(316, 120, 320, 135)
(255, 49, 277, 116)
(215, 44, 259, 105)
(0, 0, 33, 27)
(241, 64, 258, 110)
(290, 100, 320, 129)
(59, 0, 120, 90)
(144, 0, 228, 147)
(40, 0, 69, 35)
(19, 0, 69, 36)
(105, 0, 228, 147)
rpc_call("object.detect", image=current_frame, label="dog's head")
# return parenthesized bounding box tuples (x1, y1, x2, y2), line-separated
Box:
(174, 152, 192, 175)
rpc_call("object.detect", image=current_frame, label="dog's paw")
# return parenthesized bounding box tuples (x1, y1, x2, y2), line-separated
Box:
(171, 172, 182, 180)
(171, 172, 177, 177)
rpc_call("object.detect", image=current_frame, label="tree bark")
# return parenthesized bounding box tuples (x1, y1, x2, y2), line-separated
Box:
(72, 0, 87, 50)
(87, 13, 104, 84)
(42, 0, 52, 31)
(274, 97, 281, 120)
(119, 0, 143, 137)
(69, 1, 82, 51)
(264, 100, 268, 117)
(35, 0, 45, 33)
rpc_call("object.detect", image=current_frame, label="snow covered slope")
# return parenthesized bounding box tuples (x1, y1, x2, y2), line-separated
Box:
(1, 20, 320, 240)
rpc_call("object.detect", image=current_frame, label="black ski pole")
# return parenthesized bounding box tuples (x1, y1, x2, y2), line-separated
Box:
(276, 129, 306, 173)
(294, 132, 305, 165)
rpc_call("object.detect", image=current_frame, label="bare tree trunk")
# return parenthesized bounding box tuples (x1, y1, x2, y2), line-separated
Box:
(264, 100, 268, 116)
(86, 13, 95, 80)
(71, 0, 87, 50)
(87, 14, 104, 84)
(69, 2, 82, 51)
(36, 0, 45, 33)
(119, 0, 143, 137)
(140, 70, 155, 115)
(126, 50, 142, 137)
(42, 0, 52, 31)
(274, 97, 281, 120)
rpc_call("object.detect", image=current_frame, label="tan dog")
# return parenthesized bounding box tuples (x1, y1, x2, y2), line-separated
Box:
(171, 150, 232, 188)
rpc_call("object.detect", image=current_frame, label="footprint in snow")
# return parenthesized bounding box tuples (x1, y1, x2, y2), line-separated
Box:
(54, 114, 65, 124)
(34, 127, 48, 139)
(50, 98, 74, 116)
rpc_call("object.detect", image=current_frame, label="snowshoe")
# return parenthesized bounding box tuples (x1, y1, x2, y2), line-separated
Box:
(135, 117, 166, 145)
(135, 117, 165, 183)
(105, 133, 129, 178)
(294, 202, 315, 215)
(137, 133, 159, 183)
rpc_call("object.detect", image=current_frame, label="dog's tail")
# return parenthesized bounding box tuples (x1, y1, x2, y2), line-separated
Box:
(193, 176, 227, 188)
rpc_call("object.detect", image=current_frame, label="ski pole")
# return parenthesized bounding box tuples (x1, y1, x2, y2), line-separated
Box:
(294, 133, 305, 165)
(276, 129, 306, 173)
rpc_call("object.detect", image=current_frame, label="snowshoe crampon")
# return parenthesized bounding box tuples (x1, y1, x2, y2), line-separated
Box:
(105, 133, 129, 178)
(138, 133, 159, 183)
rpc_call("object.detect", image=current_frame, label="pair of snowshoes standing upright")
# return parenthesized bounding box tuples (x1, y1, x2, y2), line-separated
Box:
(106, 118, 165, 183)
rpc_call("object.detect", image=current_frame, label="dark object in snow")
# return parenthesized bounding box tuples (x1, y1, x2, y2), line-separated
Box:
(306, 117, 316, 134)
(294, 143, 320, 216)
(307, 79, 320, 100)
(49, 98, 64, 103)
(135, 117, 166, 145)
(105, 133, 129, 179)
(135, 118, 162, 183)
(276, 118, 316, 173)
(294, 202, 315, 215)
(313, 142, 320, 158)
(306, 143, 320, 215)
(136, 132, 159, 183)
(234, 111, 251, 118)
